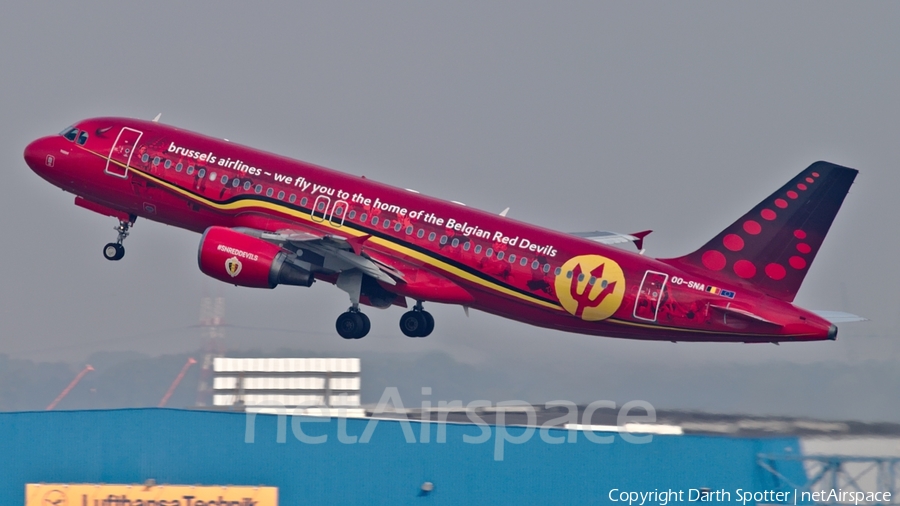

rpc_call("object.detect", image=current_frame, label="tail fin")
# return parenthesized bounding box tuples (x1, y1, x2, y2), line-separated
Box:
(663, 161, 857, 302)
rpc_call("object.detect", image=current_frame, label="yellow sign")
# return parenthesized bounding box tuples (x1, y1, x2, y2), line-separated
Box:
(555, 254, 626, 321)
(26, 483, 277, 506)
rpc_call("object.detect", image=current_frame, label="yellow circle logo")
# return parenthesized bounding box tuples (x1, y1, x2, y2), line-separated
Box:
(555, 254, 626, 321)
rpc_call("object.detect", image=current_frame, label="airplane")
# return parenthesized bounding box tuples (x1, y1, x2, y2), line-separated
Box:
(24, 117, 863, 342)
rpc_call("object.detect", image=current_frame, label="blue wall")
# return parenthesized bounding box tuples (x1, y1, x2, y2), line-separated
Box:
(0, 409, 806, 505)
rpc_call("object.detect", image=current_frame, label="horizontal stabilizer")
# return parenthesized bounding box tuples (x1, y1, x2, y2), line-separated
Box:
(710, 305, 782, 326)
(812, 310, 867, 323)
(571, 230, 652, 250)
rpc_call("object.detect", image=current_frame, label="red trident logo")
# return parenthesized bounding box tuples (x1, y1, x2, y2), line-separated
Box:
(555, 255, 626, 321)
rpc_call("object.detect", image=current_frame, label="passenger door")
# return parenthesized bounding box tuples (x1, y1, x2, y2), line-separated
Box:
(105, 127, 142, 178)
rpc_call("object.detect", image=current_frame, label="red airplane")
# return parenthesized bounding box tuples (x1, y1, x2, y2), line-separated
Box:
(24, 117, 862, 342)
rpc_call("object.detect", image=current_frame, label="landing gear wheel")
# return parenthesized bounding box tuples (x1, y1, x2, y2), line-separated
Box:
(103, 243, 125, 261)
(358, 312, 371, 337)
(336, 311, 369, 339)
(419, 311, 435, 337)
(400, 311, 428, 338)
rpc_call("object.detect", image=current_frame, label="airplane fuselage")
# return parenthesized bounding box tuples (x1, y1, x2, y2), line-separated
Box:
(24, 117, 837, 342)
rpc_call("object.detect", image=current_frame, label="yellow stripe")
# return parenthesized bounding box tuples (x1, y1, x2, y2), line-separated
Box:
(88, 148, 813, 339)
(89, 148, 563, 311)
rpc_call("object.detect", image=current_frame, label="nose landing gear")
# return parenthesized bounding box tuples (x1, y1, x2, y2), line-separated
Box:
(400, 302, 435, 338)
(102, 218, 134, 261)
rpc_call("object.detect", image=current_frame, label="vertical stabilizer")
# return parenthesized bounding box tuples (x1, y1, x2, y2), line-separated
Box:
(662, 161, 857, 302)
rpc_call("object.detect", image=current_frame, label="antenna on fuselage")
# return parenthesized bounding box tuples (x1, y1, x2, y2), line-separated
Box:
(499, 207, 510, 217)
(152, 113, 162, 123)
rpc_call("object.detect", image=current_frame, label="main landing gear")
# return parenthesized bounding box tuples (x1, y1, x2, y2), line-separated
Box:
(335, 270, 371, 340)
(400, 302, 434, 338)
(102, 218, 135, 261)
(333, 270, 435, 339)
(336, 308, 371, 340)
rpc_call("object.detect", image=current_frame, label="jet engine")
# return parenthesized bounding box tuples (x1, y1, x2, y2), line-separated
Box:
(198, 226, 314, 288)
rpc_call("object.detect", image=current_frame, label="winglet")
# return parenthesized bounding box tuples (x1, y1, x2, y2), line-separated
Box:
(346, 234, 371, 255)
(630, 230, 653, 251)
(152, 113, 162, 123)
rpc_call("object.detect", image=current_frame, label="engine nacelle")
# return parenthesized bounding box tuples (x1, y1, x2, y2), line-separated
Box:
(198, 226, 313, 288)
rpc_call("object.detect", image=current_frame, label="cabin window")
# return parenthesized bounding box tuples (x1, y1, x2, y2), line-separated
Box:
(566, 270, 573, 279)
(277, 191, 285, 200)
(508, 254, 516, 263)
(152, 157, 161, 166)
(197, 168, 206, 178)
(382, 219, 391, 229)
(532, 260, 540, 270)
(243, 181, 252, 190)
(451, 238, 459, 247)
(577, 273, 585, 282)
(164, 159, 171, 169)
(348, 210, 356, 219)
(300, 197, 308, 207)
(439, 235, 447, 245)
(555, 267, 562, 276)
(542, 264, 550, 273)
(371, 216, 379, 225)
(141, 154, 149, 163)
(474, 245, 482, 254)
(334, 206, 343, 216)
(61, 127, 78, 141)
(394, 222, 402, 232)
(521, 257, 528, 266)
(266, 188, 274, 197)
(589, 276, 596, 285)
(360, 213, 368, 223)
(428, 232, 436, 242)
(254, 184, 262, 194)
(289, 194, 297, 203)
(497, 251, 505, 260)
(209, 171, 217, 181)
(405, 225, 413, 235)
(187, 166, 195, 175)
(417, 229, 424, 238)
(176, 162, 183, 172)
(222, 175, 230, 185)
(485, 247, 493, 257)
(317, 200, 326, 211)
(463, 241, 471, 251)
(232, 178, 240, 188)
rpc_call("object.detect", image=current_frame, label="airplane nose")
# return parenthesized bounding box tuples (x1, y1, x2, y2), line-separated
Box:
(24, 138, 48, 171)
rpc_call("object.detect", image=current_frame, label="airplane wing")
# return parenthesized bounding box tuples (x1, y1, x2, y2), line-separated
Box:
(231, 219, 474, 306)
(232, 225, 398, 286)
(570, 230, 652, 250)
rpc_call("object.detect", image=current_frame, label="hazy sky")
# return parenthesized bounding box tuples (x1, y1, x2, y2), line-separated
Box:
(2, 3, 899, 418)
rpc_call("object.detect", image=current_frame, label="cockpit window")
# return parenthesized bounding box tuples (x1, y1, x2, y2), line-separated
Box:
(76, 131, 88, 145)
(61, 126, 78, 142)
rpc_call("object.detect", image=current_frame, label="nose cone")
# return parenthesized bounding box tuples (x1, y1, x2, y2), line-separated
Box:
(24, 137, 56, 174)
(23, 139, 44, 170)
